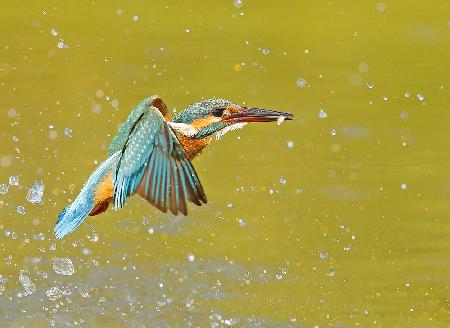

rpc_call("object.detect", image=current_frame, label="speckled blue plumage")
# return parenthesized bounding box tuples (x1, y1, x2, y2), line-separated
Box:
(108, 97, 154, 157)
(112, 104, 163, 209)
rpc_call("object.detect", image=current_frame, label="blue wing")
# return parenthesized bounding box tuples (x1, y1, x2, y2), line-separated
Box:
(113, 106, 207, 215)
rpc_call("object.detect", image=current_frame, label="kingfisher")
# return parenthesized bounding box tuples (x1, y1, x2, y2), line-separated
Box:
(54, 96, 293, 239)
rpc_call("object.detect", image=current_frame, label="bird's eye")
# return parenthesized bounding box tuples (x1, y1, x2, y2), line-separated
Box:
(211, 107, 225, 117)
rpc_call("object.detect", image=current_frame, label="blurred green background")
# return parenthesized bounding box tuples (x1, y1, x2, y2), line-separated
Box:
(0, 1, 449, 327)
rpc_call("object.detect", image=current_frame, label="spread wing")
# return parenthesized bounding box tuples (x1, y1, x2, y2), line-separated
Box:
(113, 106, 207, 215)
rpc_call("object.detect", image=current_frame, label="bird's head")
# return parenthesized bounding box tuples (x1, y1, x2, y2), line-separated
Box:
(170, 98, 293, 140)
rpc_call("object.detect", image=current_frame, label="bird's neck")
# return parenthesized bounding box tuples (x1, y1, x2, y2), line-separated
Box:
(175, 133, 211, 160)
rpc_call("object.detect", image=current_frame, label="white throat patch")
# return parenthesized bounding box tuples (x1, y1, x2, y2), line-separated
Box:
(167, 122, 198, 137)
(215, 122, 248, 140)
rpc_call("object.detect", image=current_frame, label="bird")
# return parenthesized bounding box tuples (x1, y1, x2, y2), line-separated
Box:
(54, 95, 293, 239)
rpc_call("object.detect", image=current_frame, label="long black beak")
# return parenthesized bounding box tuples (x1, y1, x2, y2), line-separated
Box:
(222, 107, 294, 123)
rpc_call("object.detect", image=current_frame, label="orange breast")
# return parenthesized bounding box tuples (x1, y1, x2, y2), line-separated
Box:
(176, 134, 211, 160)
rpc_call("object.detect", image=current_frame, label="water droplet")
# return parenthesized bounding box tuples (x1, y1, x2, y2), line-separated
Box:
(16, 206, 25, 215)
(331, 144, 341, 152)
(50, 28, 58, 36)
(26, 180, 44, 204)
(400, 183, 407, 190)
(53, 257, 74, 276)
(111, 99, 119, 109)
(19, 271, 35, 295)
(9, 175, 19, 186)
(64, 127, 73, 137)
(262, 48, 270, 55)
(367, 82, 374, 89)
(376, 2, 386, 12)
(116, 8, 124, 15)
(57, 40, 68, 49)
(187, 254, 195, 262)
(95, 89, 104, 98)
(319, 109, 328, 119)
(0, 184, 8, 195)
(91, 103, 102, 114)
(185, 298, 194, 308)
(49, 130, 58, 140)
(404, 91, 411, 98)
(296, 78, 307, 88)
(142, 217, 150, 225)
(330, 128, 337, 136)
(87, 224, 98, 242)
(287, 140, 294, 148)
(226, 202, 233, 208)
(233, 0, 243, 8)
(358, 62, 369, 73)
(46, 286, 71, 301)
(7, 108, 17, 118)
(279, 177, 287, 185)
(319, 251, 329, 260)
(416, 94, 425, 101)
(238, 218, 246, 227)
(327, 269, 335, 277)
(344, 245, 351, 252)
(1, 155, 12, 167)
(132, 15, 139, 22)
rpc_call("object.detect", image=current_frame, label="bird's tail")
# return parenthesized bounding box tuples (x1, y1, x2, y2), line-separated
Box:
(54, 198, 94, 239)
(54, 152, 120, 239)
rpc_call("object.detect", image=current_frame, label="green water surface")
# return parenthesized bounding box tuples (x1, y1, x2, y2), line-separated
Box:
(0, 1, 449, 327)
